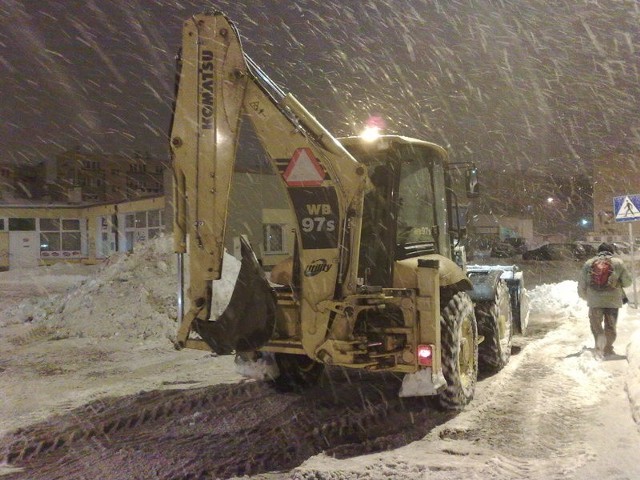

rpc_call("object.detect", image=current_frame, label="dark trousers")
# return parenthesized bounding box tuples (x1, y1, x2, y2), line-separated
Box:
(588, 307, 618, 353)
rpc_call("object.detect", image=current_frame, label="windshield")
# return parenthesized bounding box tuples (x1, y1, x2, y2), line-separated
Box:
(396, 161, 435, 245)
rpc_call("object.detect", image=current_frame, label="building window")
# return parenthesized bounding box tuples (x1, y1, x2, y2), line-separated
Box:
(62, 219, 80, 231)
(125, 214, 135, 229)
(147, 209, 163, 238)
(40, 218, 60, 231)
(129, 163, 146, 173)
(123, 210, 165, 251)
(9, 218, 36, 231)
(0, 218, 5, 230)
(40, 218, 82, 257)
(82, 160, 100, 170)
(263, 224, 285, 254)
(135, 211, 147, 228)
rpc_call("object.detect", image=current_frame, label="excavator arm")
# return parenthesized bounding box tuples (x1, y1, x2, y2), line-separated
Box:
(171, 11, 368, 356)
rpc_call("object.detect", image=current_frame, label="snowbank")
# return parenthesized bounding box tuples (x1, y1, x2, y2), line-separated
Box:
(1, 235, 239, 342)
(628, 329, 640, 426)
(528, 279, 587, 321)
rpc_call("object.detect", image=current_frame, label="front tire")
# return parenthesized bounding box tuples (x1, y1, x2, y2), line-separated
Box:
(273, 353, 324, 392)
(438, 292, 479, 410)
(476, 281, 513, 374)
(511, 282, 528, 335)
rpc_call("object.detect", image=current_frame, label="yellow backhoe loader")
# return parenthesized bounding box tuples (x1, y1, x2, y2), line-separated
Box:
(171, 11, 528, 408)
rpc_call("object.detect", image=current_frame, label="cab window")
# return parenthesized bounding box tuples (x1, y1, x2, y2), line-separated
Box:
(397, 162, 435, 245)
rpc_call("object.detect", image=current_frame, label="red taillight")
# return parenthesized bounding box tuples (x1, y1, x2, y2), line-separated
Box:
(417, 344, 433, 366)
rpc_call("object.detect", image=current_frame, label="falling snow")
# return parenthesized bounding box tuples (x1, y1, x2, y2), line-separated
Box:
(1, 1, 640, 477)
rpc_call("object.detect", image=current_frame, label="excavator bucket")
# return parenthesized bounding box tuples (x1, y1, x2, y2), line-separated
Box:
(193, 237, 277, 355)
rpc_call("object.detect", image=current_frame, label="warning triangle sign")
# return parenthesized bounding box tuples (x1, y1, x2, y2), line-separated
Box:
(615, 196, 640, 220)
(283, 148, 325, 187)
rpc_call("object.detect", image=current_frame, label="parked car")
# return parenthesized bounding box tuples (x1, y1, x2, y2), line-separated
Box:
(613, 242, 631, 254)
(575, 241, 597, 257)
(490, 242, 517, 258)
(522, 242, 587, 261)
(503, 237, 527, 254)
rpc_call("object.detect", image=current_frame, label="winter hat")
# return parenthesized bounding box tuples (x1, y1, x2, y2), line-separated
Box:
(598, 242, 615, 254)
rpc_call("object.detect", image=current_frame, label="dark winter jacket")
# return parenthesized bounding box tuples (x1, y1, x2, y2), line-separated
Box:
(578, 252, 632, 308)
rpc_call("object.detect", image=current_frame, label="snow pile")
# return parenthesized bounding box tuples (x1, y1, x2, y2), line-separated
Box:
(49, 235, 180, 340)
(528, 279, 587, 321)
(3, 235, 240, 342)
(0, 264, 97, 326)
(628, 329, 640, 426)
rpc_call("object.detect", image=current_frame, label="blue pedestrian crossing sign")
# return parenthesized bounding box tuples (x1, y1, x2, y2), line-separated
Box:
(614, 195, 640, 222)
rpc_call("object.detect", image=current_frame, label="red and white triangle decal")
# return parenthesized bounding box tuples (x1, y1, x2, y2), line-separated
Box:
(283, 148, 325, 187)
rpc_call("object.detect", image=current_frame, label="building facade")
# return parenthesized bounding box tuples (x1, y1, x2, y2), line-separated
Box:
(47, 149, 167, 203)
(0, 171, 293, 271)
(0, 197, 166, 270)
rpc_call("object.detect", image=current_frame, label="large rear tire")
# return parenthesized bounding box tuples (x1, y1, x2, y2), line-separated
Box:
(476, 280, 513, 374)
(273, 353, 324, 392)
(438, 292, 478, 410)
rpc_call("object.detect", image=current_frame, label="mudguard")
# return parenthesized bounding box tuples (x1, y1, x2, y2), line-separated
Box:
(467, 268, 504, 302)
(194, 237, 277, 354)
(467, 264, 530, 333)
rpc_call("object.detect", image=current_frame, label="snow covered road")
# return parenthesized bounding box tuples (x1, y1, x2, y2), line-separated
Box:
(289, 281, 640, 480)
(0, 241, 639, 479)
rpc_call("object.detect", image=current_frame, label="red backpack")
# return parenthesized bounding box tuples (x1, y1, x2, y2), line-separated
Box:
(590, 257, 613, 289)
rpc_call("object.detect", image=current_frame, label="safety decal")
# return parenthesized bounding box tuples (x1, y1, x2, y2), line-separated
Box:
(282, 148, 326, 187)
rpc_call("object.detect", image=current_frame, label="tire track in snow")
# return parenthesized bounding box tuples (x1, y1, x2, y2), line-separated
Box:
(0, 370, 456, 479)
(288, 312, 612, 480)
(434, 311, 611, 479)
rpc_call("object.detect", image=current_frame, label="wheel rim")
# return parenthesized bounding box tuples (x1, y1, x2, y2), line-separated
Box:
(458, 311, 475, 388)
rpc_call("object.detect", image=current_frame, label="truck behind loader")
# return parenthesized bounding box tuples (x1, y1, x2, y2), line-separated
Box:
(170, 11, 528, 409)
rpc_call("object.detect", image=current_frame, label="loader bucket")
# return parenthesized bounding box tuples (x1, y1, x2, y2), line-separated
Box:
(194, 237, 276, 355)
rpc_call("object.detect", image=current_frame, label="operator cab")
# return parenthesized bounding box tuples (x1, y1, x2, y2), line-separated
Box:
(339, 135, 462, 288)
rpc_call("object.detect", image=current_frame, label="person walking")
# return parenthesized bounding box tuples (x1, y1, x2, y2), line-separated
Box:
(578, 242, 632, 356)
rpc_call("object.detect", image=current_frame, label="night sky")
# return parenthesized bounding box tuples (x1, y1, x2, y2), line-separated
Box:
(1, 0, 638, 176)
